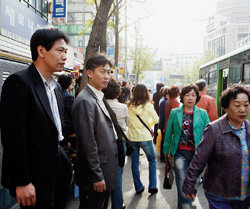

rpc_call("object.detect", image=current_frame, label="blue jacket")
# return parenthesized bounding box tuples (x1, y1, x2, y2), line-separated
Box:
(164, 105, 210, 156)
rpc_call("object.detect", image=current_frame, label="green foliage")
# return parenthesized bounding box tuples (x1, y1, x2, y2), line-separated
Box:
(128, 23, 155, 83)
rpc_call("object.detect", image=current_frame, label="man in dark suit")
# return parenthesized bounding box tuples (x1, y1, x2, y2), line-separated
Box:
(72, 54, 124, 209)
(0, 28, 72, 209)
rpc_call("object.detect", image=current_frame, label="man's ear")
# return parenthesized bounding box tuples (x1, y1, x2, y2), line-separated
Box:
(86, 70, 92, 79)
(37, 45, 46, 58)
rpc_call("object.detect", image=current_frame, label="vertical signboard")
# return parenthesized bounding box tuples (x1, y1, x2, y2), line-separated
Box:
(0, 0, 49, 45)
(53, 0, 67, 24)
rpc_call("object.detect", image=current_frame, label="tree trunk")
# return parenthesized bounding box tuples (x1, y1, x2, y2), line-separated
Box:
(79, 0, 114, 91)
(100, 26, 107, 53)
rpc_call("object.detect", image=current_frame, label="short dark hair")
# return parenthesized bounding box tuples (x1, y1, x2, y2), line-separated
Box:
(86, 54, 113, 71)
(195, 79, 207, 91)
(30, 28, 69, 61)
(156, 83, 164, 92)
(220, 84, 250, 109)
(180, 84, 200, 104)
(121, 87, 130, 96)
(121, 81, 128, 87)
(168, 86, 179, 99)
(162, 87, 169, 97)
(57, 74, 72, 91)
(160, 86, 165, 96)
(102, 79, 120, 100)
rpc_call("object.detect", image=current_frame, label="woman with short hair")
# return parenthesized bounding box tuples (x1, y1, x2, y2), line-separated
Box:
(102, 78, 128, 209)
(164, 84, 210, 209)
(183, 84, 250, 209)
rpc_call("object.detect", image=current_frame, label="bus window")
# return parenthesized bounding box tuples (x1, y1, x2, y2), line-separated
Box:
(222, 68, 228, 91)
(229, 56, 242, 84)
(207, 71, 217, 98)
(243, 63, 250, 83)
(208, 71, 217, 85)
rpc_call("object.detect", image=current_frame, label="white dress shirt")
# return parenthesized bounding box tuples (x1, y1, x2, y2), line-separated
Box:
(36, 69, 64, 141)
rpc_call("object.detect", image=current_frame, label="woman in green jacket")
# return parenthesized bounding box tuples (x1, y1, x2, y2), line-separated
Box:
(164, 84, 210, 209)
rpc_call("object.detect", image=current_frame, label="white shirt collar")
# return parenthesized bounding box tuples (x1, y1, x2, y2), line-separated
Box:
(87, 84, 104, 102)
(36, 68, 57, 90)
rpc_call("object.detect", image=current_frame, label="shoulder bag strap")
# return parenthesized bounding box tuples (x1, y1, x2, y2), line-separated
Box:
(136, 114, 151, 133)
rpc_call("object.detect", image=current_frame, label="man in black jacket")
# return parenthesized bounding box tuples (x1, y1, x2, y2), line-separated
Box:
(152, 82, 164, 144)
(0, 28, 72, 209)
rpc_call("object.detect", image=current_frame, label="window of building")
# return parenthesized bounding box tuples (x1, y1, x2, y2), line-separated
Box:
(243, 63, 250, 83)
(19, 0, 48, 20)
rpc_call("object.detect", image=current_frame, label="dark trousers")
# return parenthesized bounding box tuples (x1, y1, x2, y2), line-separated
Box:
(79, 186, 110, 209)
(160, 130, 165, 161)
(20, 146, 72, 209)
(205, 192, 250, 209)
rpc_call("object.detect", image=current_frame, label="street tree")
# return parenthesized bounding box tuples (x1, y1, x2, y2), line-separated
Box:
(129, 24, 155, 83)
(79, 0, 114, 90)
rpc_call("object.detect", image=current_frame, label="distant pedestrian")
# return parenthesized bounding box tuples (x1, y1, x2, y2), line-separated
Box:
(0, 28, 72, 209)
(183, 85, 250, 209)
(57, 74, 75, 140)
(164, 84, 210, 209)
(127, 84, 159, 195)
(152, 82, 164, 143)
(118, 86, 130, 104)
(195, 79, 218, 121)
(72, 54, 125, 209)
(102, 78, 128, 209)
(158, 86, 169, 162)
(164, 86, 180, 132)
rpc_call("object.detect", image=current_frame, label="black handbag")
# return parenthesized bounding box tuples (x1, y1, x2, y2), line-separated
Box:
(119, 127, 135, 156)
(163, 156, 174, 189)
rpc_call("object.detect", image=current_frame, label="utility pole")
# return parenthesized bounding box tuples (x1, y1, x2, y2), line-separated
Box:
(124, 0, 128, 79)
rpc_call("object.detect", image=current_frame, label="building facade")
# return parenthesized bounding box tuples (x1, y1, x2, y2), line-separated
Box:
(204, 0, 250, 58)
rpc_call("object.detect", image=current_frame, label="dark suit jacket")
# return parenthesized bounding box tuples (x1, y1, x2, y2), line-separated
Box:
(72, 85, 122, 191)
(0, 64, 64, 201)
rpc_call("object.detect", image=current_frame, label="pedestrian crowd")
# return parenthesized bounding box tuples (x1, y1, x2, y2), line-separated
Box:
(0, 28, 249, 209)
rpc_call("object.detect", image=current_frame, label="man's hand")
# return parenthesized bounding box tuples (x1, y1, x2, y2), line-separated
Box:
(185, 193, 196, 201)
(93, 180, 106, 192)
(16, 183, 36, 207)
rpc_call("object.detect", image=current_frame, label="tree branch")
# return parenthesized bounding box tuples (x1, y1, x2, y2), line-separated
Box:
(107, 0, 123, 21)
(94, 0, 99, 10)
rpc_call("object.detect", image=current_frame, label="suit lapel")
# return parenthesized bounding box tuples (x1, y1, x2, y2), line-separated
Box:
(85, 85, 112, 121)
(30, 65, 55, 125)
(193, 106, 200, 129)
(177, 106, 184, 130)
(96, 99, 112, 120)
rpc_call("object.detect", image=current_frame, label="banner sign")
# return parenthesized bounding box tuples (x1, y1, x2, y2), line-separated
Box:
(53, 0, 66, 18)
(0, 0, 49, 45)
(53, 0, 66, 24)
(55, 25, 84, 34)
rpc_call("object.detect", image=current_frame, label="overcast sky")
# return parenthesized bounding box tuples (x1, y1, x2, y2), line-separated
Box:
(125, 0, 218, 57)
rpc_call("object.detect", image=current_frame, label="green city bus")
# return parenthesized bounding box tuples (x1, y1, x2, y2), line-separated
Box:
(199, 45, 250, 120)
